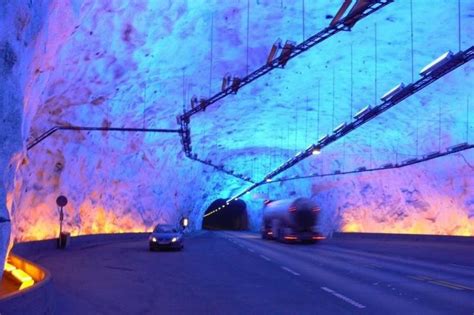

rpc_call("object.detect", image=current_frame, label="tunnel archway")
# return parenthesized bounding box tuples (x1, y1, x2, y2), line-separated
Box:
(202, 199, 248, 230)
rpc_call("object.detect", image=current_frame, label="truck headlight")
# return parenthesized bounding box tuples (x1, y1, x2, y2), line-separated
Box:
(151, 237, 157, 242)
(171, 237, 177, 243)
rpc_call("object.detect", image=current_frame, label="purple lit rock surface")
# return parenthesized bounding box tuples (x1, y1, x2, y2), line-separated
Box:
(0, 0, 473, 256)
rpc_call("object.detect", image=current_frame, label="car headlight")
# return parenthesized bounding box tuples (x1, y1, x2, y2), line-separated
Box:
(171, 237, 178, 243)
(151, 237, 157, 242)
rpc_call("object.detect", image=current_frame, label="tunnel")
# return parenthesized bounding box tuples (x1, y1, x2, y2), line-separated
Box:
(202, 199, 248, 230)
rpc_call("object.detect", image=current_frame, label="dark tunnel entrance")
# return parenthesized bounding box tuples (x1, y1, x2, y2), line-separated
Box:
(202, 199, 248, 230)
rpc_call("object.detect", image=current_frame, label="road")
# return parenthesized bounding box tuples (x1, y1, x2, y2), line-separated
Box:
(14, 231, 474, 314)
(222, 231, 474, 314)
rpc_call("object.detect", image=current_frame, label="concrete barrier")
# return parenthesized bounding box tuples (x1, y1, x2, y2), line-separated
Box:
(332, 232, 474, 244)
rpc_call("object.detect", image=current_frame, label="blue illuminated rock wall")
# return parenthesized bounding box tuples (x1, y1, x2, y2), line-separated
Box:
(0, 0, 52, 276)
(3, 0, 473, 241)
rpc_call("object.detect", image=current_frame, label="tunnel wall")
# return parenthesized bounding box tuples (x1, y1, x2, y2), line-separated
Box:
(243, 151, 474, 236)
(3, 0, 474, 246)
(0, 0, 53, 279)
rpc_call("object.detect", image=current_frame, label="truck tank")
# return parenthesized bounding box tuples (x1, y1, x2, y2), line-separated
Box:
(261, 198, 322, 243)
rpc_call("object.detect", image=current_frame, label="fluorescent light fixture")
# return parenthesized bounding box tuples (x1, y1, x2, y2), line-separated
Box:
(419, 51, 453, 76)
(278, 40, 297, 67)
(312, 147, 321, 155)
(423, 151, 441, 159)
(333, 122, 347, 133)
(266, 178, 272, 182)
(267, 38, 282, 65)
(354, 105, 371, 119)
(381, 83, 405, 102)
(318, 134, 329, 143)
(447, 142, 469, 153)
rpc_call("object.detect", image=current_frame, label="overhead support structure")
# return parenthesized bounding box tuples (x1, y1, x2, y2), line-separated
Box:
(179, 0, 393, 121)
(176, 115, 255, 183)
(222, 45, 474, 207)
(188, 155, 256, 184)
(177, 115, 192, 157)
(270, 144, 474, 183)
(27, 125, 182, 151)
(179, 0, 393, 183)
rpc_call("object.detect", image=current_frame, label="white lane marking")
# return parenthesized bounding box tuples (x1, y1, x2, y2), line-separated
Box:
(260, 255, 271, 262)
(321, 287, 366, 309)
(247, 248, 255, 253)
(281, 266, 300, 276)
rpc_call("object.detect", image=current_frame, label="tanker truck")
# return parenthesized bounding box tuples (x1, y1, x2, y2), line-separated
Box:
(261, 198, 324, 243)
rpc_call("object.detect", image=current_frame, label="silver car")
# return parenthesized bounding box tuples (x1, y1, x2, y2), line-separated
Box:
(149, 224, 184, 251)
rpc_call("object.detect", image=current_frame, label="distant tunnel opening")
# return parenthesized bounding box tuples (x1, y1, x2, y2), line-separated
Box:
(202, 199, 248, 230)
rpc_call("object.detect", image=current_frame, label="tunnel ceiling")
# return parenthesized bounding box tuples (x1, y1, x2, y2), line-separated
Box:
(4, 0, 474, 241)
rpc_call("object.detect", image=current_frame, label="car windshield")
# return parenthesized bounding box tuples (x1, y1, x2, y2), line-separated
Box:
(154, 225, 177, 233)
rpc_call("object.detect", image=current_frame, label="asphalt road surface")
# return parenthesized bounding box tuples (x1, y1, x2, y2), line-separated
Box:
(16, 231, 474, 314)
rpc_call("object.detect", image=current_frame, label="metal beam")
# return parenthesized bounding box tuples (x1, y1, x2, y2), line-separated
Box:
(179, 0, 393, 121)
(270, 144, 474, 183)
(223, 45, 474, 205)
(27, 126, 181, 151)
(188, 155, 256, 184)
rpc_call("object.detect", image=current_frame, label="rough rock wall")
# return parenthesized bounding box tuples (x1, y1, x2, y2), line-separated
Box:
(315, 153, 474, 236)
(3, 0, 474, 246)
(243, 151, 474, 236)
(0, 0, 52, 277)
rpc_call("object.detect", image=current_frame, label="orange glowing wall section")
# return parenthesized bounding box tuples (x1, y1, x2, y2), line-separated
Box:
(314, 153, 474, 237)
(341, 205, 474, 236)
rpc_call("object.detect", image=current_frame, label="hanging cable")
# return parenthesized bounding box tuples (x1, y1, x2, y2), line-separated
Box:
(410, 0, 414, 82)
